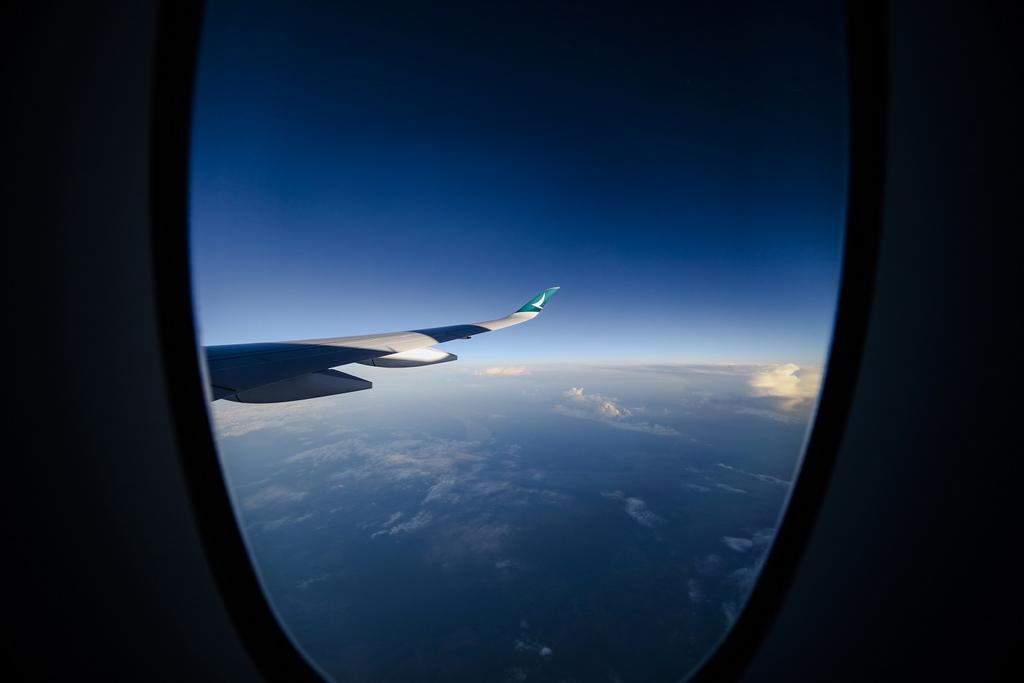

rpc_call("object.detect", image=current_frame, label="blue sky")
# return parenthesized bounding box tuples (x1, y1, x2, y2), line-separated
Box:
(189, 1, 848, 364)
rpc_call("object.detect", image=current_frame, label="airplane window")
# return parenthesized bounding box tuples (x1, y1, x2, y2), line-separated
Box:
(190, 2, 848, 681)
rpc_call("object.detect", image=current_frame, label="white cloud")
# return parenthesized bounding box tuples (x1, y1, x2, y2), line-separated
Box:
(242, 485, 309, 510)
(598, 399, 629, 418)
(261, 512, 314, 531)
(556, 387, 679, 436)
(423, 476, 458, 504)
(716, 463, 790, 486)
(564, 387, 630, 417)
(688, 578, 705, 604)
(380, 511, 404, 526)
(295, 574, 330, 591)
(298, 435, 487, 483)
(602, 491, 665, 528)
(475, 366, 529, 376)
(607, 420, 680, 436)
(624, 497, 664, 528)
(210, 398, 357, 438)
(261, 414, 784, 577)
(515, 638, 553, 657)
(716, 483, 748, 494)
(749, 363, 823, 411)
(722, 601, 739, 625)
(723, 528, 775, 554)
(424, 515, 519, 564)
(723, 536, 755, 552)
(371, 510, 432, 538)
(278, 430, 562, 556)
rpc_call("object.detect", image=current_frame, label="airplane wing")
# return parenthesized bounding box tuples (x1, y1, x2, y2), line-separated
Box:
(203, 287, 560, 403)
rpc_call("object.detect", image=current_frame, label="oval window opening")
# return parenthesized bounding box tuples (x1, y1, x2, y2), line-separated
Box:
(190, 2, 848, 681)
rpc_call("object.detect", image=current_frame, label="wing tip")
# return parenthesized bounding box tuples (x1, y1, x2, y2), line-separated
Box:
(516, 287, 561, 313)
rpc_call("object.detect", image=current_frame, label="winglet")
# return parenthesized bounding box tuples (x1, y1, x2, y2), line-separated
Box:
(516, 287, 560, 314)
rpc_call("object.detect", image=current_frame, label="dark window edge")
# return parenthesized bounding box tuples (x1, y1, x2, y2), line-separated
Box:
(686, 2, 887, 681)
(149, 1, 325, 681)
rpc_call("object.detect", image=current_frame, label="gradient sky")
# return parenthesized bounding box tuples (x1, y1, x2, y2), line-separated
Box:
(189, 1, 848, 364)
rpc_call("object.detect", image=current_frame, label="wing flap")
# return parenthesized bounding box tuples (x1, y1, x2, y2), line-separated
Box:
(224, 369, 372, 404)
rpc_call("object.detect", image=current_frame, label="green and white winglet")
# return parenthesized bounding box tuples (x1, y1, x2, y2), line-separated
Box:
(517, 287, 560, 314)
(473, 286, 561, 331)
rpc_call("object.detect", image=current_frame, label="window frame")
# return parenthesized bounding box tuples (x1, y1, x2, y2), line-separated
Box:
(149, 2, 887, 680)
